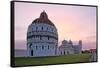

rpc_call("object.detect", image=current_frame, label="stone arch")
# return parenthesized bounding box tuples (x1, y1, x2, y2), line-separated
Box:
(41, 26, 43, 30)
(42, 45, 44, 50)
(67, 51, 69, 54)
(64, 50, 66, 55)
(29, 43, 32, 49)
(31, 50, 33, 56)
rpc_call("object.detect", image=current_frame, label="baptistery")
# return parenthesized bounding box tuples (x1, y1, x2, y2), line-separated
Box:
(27, 11, 58, 57)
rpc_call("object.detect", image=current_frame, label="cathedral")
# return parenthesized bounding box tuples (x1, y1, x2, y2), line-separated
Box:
(27, 11, 82, 57)
(57, 40, 82, 55)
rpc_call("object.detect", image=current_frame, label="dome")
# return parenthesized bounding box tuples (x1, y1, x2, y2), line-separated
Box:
(69, 40, 73, 44)
(32, 11, 55, 27)
(27, 11, 58, 40)
(62, 40, 68, 44)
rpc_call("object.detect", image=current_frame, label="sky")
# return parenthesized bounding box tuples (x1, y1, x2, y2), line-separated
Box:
(15, 2, 97, 50)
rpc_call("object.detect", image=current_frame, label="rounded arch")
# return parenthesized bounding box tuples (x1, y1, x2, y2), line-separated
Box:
(31, 50, 33, 56)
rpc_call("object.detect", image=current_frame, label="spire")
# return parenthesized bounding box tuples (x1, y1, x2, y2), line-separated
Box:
(79, 40, 82, 45)
(40, 10, 48, 19)
(43, 10, 45, 12)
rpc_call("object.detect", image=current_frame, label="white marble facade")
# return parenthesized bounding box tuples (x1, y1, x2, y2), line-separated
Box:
(27, 11, 58, 57)
(57, 40, 82, 55)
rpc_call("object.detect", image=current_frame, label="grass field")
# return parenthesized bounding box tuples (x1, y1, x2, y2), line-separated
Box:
(15, 53, 91, 66)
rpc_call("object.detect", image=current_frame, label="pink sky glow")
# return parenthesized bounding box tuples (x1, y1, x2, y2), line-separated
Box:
(14, 2, 97, 50)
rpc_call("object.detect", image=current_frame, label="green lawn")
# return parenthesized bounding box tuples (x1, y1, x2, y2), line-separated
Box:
(15, 53, 91, 66)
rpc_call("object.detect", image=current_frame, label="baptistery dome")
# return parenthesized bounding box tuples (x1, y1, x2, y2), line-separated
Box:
(27, 11, 58, 57)
(32, 11, 55, 27)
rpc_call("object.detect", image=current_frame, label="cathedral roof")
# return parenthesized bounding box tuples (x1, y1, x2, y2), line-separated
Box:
(62, 40, 68, 44)
(32, 11, 55, 26)
(69, 40, 73, 44)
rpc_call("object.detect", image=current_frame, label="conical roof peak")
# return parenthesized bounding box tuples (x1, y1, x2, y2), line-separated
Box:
(32, 11, 55, 26)
(40, 11, 48, 19)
